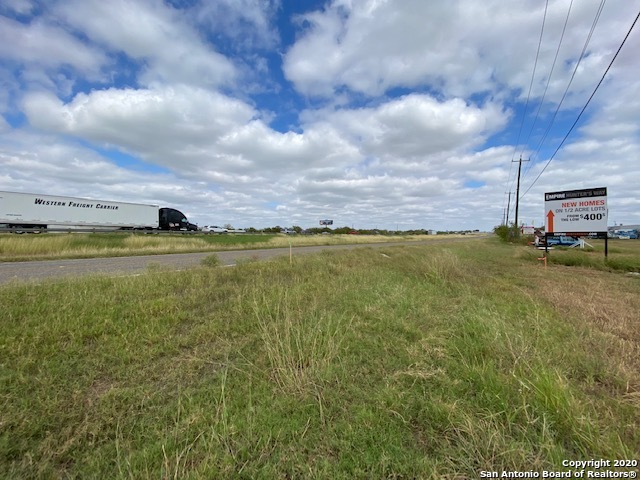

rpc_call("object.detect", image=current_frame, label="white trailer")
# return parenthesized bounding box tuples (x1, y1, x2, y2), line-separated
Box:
(0, 191, 159, 229)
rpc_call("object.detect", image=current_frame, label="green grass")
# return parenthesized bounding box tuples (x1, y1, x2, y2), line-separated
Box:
(0, 233, 278, 261)
(1, 238, 638, 478)
(0, 232, 451, 262)
(200, 253, 221, 268)
(521, 239, 640, 273)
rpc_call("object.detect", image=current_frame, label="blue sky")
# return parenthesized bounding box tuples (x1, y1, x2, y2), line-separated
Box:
(1, 0, 639, 230)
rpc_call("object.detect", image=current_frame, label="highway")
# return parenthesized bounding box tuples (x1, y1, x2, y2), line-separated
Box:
(0, 237, 485, 285)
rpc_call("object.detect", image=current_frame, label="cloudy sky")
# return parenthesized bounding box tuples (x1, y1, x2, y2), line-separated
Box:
(1, 0, 639, 231)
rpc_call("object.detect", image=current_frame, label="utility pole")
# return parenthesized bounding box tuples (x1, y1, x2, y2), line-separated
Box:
(512, 157, 529, 230)
(504, 191, 512, 226)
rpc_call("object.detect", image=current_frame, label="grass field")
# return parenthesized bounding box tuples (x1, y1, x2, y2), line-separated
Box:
(542, 239, 640, 273)
(1, 238, 639, 478)
(0, 232, 455, 262)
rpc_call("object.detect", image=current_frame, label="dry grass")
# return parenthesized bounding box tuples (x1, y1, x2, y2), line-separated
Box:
(266, 233, 465, 248)
(510, 242, 640, 401)
(534, 267, 640, 383)
(122, 234, 208, 250)
(252, 290, 352, 397)
(0, 232, 464, 261)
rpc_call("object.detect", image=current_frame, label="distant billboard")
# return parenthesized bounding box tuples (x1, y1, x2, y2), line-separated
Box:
(319, 219, 333, 225)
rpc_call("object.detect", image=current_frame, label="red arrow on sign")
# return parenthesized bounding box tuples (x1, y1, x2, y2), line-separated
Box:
(546, 210, 555, 233)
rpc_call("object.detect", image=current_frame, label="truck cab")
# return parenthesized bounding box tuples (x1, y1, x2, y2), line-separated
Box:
(159, 208, 197, 231)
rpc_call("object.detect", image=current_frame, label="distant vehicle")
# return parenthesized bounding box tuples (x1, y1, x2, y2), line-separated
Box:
(281, 229, 296, 234)
(201, 225, 228, 234)
(0, 190, 197, 231)
(228, 228, 246, 234)
(545, 235, 579, 246)
(159, 207, 198, 231)
(612, 230, 638, 239)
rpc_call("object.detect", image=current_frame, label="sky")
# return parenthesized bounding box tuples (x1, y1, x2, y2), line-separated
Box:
(1, 0, 639, 231)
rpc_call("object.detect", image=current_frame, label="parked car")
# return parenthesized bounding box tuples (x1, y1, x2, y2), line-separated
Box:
(201, 225, 227, 233)
(613, 230, 638, 239)
(545, 235, 579, 246)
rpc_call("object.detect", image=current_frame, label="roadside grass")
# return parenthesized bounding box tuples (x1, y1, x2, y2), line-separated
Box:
(0, 233, 276, 261)
(1, 238, 638, 478)
(521, 239, 640, 273)
(0, 232, 453, 262)
(200, 254, 221, 268)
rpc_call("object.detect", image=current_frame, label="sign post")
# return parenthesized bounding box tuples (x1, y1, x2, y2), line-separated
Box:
(544, 187, 608, 257)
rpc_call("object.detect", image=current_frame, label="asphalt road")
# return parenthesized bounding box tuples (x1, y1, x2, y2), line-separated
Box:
(0, 237, 484, 285)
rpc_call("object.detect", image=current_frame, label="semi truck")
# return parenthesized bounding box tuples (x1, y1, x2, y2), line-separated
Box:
(0, 191, 197, 231)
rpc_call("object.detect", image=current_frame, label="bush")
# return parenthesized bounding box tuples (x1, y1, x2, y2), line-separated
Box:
(493, 225, 521, 243)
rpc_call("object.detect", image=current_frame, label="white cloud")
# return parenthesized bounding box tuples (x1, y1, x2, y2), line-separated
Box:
(283, 0, 638, 104)
(53, 0, 237, 88)
(194, 0, 280, 52)
(1, 0, 35, 15)
(21, 85, 509, 190)
(316, 95, 508, 159)
(23, 86, 257, 170)
(0, 16, 106, 77)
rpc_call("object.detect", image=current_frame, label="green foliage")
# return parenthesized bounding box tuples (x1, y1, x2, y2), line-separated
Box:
(494, 224, 521, 242)
(261, 225, 283, 233)
(331, 225, 350, 234)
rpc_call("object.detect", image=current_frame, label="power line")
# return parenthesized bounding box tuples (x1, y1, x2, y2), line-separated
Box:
(521, 7, 640, 198)
(506, 0, 607, 221)
(512, 0, 548, 162)
(524, 0, 606, 173)
(503, 0, 549, 208)
(519, 0, 574, 176)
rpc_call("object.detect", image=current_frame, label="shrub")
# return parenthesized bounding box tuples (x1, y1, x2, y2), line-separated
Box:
(493, 225, 521, 243)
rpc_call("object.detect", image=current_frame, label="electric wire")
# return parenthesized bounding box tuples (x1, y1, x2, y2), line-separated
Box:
(508, 0, 548, 170)
(502, 0, 548, 222)
(521, 7, 640, 198)
(519, 0, 574, 178)
(507, 0, 607, 220)
(525, 0, 606, 170)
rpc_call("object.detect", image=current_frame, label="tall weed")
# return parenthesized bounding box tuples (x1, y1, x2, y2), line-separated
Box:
(252, 288, 352, 396)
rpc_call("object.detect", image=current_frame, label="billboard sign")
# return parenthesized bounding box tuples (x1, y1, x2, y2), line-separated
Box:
(319, 219, 333, 225)
(544, 187, 607, 237)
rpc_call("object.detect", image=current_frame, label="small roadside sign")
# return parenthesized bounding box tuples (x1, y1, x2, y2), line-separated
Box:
(544, 187, 607, 238)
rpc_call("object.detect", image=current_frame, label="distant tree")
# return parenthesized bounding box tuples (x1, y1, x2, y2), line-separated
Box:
(292, 225, 303, 234)
(224, 223, 234, 230)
